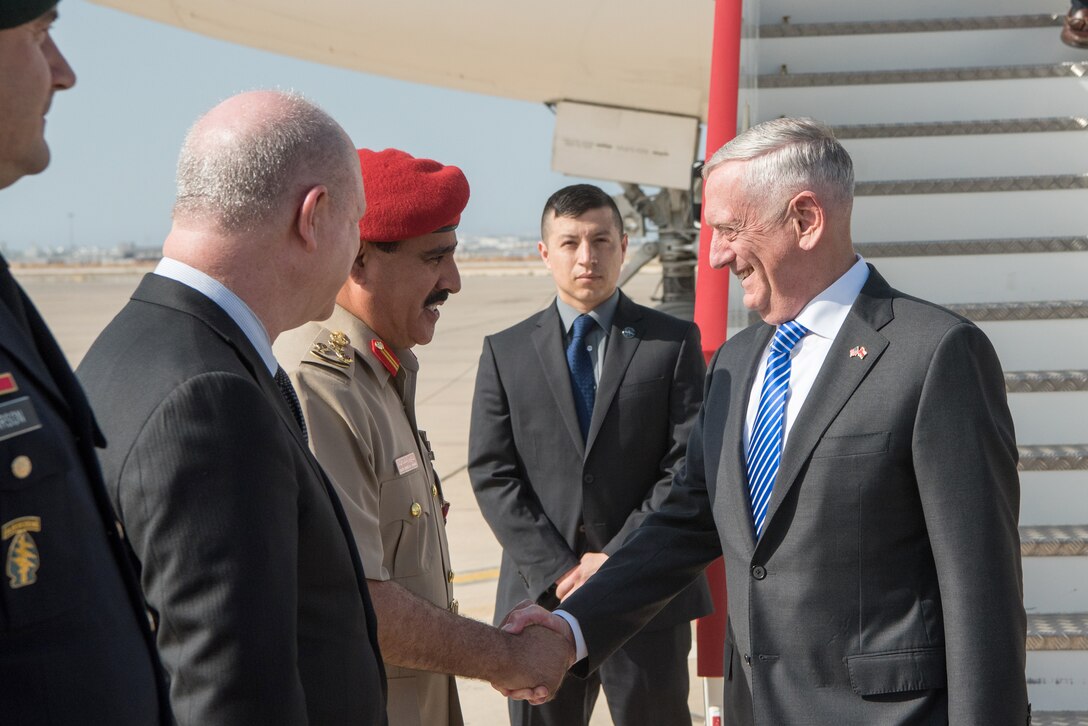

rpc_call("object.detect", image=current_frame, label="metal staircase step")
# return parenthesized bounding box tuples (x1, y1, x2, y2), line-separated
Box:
(1033, 713, 1088, 726)
(759, 62, 1086, 88)
(749, 302, 1088, 327)
(1020, 447, 1088, 472)
(1022, 526, 1088, 556)
(1006, 371, 1088, 393)
(855, 237, 1088, 257)
(1028, 613, 1088, 651)
(760, 14, 1061, 37)
(855, 175, 1088, 196)
(945, 301, 1088, 322)
(833, 117, 1088, 139)
(760, 78, 1088, 126)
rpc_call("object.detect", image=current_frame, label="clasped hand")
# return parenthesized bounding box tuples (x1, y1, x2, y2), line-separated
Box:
(488, 600, 577, 705)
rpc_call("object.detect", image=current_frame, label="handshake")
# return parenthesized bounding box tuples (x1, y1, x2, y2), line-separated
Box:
(486, 602, 578, 705)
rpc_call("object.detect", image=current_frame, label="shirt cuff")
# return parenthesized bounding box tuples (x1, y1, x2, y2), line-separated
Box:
(553, 609, 588, 663)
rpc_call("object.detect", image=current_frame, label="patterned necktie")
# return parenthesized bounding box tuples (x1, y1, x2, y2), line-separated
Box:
(274, 366, 309, 444)
(566, 314, 597, 441)
(746, 320, 809, 538)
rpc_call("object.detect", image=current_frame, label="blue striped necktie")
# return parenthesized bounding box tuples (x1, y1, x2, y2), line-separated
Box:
(566, 314, 597, 440)
(746, 320, 809, 538)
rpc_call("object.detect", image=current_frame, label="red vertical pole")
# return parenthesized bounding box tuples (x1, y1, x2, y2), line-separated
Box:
(694, 0, 743, 680)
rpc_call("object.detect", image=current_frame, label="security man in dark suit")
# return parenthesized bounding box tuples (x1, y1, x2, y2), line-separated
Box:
(0, 2, 169, 723)
(469, 184, 711, 726)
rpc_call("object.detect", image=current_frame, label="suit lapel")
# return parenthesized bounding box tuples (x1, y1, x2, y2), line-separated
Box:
(532, 303, 585, 456)
(0, 264, 68, 414)
(0, 303, 66, 407)
(761, 270, 894, 536)
(132, 274, 309, 453)
(722, 324, 774, 553)
(585, 293, 643, 454)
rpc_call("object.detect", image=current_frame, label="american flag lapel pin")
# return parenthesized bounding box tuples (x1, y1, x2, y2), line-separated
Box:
(849, 345, 867, 360)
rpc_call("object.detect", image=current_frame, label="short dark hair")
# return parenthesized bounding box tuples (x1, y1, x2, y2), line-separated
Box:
(540, 184, 624, 239)
(370, 240, 401, 254)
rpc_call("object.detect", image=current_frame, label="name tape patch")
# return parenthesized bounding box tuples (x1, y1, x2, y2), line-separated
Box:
(395, 452, 419, 476)
(0, 397, 42, 442)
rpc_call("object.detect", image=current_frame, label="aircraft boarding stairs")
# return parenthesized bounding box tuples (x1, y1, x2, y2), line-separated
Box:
(743, 0, 1088, 720)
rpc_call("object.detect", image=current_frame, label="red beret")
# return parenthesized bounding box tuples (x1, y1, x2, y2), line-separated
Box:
(357, 148, 470, 243)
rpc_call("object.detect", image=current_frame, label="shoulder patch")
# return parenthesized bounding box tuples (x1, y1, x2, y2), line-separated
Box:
(305, 330, 356, 377)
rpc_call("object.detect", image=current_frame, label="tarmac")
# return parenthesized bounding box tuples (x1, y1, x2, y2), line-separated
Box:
(16, 259, 708, 725)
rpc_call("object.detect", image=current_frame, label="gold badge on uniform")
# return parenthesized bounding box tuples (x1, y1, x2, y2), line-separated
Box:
(3, 516, 41, 589)
(311, 331, 354, 367)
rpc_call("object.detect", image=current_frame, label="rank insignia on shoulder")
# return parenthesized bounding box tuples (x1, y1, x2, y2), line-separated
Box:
(370, 339, 401, 377)
(3, 516, 41, 589)
(310, 330, 354, 368)
(0, 373, 17, 396)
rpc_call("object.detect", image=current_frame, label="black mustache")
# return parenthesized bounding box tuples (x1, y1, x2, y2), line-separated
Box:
(424, 290, 450, 308)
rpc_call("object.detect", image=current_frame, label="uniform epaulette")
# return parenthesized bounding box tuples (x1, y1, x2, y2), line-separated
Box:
(305, 329, 356, 379)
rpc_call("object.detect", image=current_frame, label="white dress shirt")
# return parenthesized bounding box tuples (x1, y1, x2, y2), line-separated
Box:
(743, 256, 870, 453)
(555, 256, 871, 663)
(154, 257, 279, 376)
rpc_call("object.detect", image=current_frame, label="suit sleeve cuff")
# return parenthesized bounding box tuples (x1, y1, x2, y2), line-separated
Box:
(553, 609, 588, 663)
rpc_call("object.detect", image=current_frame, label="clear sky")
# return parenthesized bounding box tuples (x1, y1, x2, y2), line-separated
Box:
(0, 0, 622, 251)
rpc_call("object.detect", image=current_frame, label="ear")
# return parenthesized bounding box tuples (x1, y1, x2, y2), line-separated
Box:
(788, 191, 824, 251)
(348, 241, 370, 284)
(296, 184, 329, 252)
(537, 239, 550, 267)
(620, 233, 629, 257)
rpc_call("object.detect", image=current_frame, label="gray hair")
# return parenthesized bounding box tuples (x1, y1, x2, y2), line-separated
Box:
(174, 92, 355, 233)
(703, 117, 854, 220)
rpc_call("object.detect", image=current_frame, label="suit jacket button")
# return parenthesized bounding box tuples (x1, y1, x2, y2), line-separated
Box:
(743, 654, 752, 665)
(410, 502, 422, 518)
(751, 565, 767, 580)
(583, 474, 594, 484)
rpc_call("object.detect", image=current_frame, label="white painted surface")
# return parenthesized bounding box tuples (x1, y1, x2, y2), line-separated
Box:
(1024, 558, 1088, 613)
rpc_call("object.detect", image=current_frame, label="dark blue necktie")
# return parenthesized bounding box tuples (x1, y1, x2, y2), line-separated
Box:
(566, 314, 597, 441)
(746, 320, 809, 538)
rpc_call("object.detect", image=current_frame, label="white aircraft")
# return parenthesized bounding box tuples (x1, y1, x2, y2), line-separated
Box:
(86, 0, 715, 119)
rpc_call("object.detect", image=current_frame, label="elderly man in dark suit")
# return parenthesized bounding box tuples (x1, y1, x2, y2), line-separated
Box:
(0, 3, 170, 723)
(77, 90, 387, 725)
(469, 184, 711, 726)
(502, 118, 1028, 724)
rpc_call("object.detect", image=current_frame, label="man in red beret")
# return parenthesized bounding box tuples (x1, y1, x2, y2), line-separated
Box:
(276, 148, 570, 725)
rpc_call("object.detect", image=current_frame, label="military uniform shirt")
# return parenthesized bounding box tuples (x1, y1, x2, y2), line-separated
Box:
(275, 304, 461, 726)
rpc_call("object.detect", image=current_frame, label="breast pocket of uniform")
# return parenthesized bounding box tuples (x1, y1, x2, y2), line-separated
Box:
(0, 407, 86, 630)
(378, 470, 434, 580)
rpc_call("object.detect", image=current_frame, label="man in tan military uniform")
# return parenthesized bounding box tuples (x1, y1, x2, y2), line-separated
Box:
(276, 148, 573, 725)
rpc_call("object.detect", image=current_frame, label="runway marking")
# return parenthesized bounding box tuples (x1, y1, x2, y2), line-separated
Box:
(453, 566, 500, 585)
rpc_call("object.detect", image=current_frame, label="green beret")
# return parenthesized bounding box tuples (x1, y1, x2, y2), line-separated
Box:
(0, 1, 58, 30)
